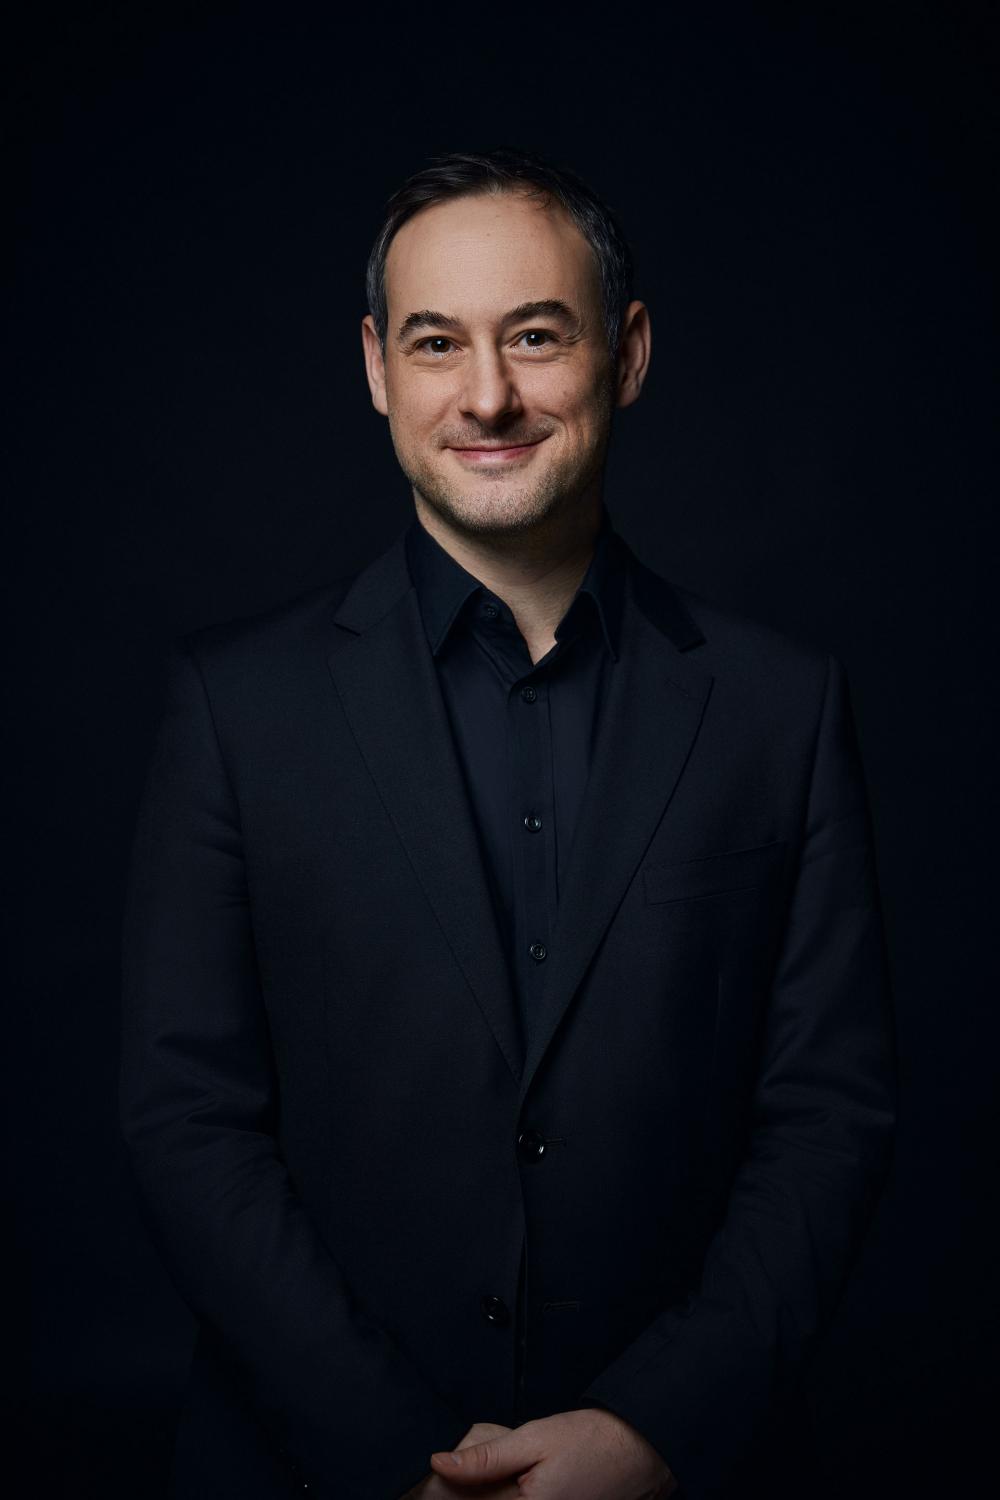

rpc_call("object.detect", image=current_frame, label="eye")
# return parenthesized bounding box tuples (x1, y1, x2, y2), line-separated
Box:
(518, 329, 555, 350)
(418, 336, 457, 356)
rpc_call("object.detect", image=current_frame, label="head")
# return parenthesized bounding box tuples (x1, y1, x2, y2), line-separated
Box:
(361, 148, 651, 548)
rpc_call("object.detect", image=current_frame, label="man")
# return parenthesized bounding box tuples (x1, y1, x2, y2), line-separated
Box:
(119, 148, 897, 1500)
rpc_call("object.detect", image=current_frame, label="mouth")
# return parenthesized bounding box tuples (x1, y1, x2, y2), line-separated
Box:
(447, 437, 548, 466)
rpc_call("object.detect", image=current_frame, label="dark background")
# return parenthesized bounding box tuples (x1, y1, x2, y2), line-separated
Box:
(8, 2, 997, 1495)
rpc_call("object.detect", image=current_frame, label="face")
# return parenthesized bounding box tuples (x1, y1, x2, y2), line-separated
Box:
(362, 189, 647, 545)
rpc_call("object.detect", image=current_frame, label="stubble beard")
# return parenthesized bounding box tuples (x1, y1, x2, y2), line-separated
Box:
(390, 379, 617, 546)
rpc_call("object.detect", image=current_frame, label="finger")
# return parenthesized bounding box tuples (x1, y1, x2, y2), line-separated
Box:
(430, 1427, 541, 1485)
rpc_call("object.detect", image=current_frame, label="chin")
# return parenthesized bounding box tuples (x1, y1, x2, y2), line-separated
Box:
(422, 483, 562, 537)
(408, 446, 597, 530)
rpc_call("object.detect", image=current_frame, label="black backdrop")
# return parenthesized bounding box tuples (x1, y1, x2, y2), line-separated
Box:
(8, 4, 998, 1496)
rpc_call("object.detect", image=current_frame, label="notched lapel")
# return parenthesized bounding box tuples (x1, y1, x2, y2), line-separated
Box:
(326, 529, 524, 1086)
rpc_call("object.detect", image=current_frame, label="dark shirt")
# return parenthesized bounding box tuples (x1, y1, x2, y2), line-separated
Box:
(404, 503, 628, 1057)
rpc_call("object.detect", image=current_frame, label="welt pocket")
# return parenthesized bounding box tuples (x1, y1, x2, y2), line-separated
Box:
(643, 840, 787, 905)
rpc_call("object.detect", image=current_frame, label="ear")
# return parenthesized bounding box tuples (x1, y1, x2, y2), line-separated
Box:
(614, 300, 652, 409)
(361, 314, 389, 417)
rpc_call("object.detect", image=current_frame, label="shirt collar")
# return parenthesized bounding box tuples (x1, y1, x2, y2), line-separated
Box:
(404, 503, 627, 662)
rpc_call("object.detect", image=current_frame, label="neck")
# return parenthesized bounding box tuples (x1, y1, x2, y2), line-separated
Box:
(412, 490, 604, 660)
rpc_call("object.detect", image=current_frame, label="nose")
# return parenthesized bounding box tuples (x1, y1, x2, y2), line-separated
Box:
(457, 343, 523, 427)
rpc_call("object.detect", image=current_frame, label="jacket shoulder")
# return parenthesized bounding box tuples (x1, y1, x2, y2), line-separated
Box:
(669, 579, 835, 679)
(172, 574, 358, 671)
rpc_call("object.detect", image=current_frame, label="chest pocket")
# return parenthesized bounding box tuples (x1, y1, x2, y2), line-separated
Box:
(643, 839, 787, 905)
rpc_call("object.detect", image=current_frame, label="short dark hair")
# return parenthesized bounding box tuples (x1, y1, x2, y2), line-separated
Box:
(365, 146, 635, 364)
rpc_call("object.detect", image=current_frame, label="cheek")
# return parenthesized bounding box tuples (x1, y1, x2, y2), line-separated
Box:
(388, 394, 433, 441)
(556, 392, 603, 433)
(542, 367, 605, 420)
(397, 383, 451, 430)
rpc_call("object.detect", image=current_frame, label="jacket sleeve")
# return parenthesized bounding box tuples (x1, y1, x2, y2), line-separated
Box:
(576, 652, 898, 1498)
(118, 638, 469, 1500)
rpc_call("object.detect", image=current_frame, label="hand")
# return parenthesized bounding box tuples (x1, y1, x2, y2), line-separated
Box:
(428, 1408, 678, 1498)
(398, 1423, 519, 1498)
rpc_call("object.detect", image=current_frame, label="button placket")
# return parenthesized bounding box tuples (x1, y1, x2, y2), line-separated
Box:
(511, 672, 554, 1043)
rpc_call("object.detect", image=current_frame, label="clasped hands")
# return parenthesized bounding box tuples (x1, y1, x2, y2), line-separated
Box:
(399, 1408, 678, 1499)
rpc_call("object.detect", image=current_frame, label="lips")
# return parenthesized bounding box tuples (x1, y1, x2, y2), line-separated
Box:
(451, 440, 542, 451)
(448, 438, 547, 464)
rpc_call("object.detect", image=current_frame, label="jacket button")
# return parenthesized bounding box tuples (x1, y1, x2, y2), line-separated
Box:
(481, 1294, 510, 1326)
(517, 1128, 546, 1162)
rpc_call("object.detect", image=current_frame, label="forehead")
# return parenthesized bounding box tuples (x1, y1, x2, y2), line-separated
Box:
(384, 190, 601, 321)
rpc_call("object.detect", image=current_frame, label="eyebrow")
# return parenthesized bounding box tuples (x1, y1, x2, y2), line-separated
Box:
(395, 299, 581, 346)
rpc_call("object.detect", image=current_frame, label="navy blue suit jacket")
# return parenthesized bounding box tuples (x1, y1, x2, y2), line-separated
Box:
(119, 519, 897, 1499)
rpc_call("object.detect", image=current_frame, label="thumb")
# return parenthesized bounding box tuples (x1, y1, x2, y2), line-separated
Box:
(430, 1426, 539, 1483)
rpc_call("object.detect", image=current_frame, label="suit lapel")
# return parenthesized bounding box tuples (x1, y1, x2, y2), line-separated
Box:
(325, 524, 714, 1103)
(327, 528, 524, 1086)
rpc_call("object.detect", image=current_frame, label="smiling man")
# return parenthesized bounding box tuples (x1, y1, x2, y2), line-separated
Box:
(362, 185, 629, 624)
(120, 148, 897, 1500)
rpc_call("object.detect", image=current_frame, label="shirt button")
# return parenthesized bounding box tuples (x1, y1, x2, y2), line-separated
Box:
(529, 942, 547, 962)
(481, 1294, 510, 1326)
(520, 685, 538, 703)
(524, 813, 542, 832)
(483, 601, 499, 618)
